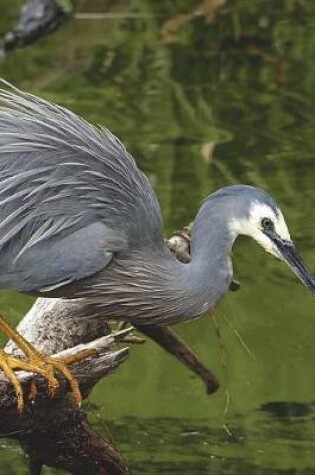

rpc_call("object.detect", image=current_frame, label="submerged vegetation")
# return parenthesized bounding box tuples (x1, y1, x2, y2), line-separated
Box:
(0, 1, 314, 474)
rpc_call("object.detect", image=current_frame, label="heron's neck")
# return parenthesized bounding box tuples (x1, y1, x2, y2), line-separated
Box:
(83, 201, 235, 325)
(182, 204, 234, 317)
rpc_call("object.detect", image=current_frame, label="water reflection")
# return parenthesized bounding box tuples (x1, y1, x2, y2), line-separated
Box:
(102, 409, 315, 474)
(0, 0, 314, 473)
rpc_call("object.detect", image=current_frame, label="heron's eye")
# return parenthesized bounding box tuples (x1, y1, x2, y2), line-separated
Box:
(261, 217, 274, 231)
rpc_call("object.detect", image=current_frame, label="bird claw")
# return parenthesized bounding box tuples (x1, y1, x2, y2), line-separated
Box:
(0, 348, 98, 413)
(0, 314, 98, 412)
(28, 379, 38, 401)
(0, 349, 24, 413)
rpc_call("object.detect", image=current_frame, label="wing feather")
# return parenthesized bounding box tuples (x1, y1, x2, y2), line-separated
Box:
(0, 81, 163, 292)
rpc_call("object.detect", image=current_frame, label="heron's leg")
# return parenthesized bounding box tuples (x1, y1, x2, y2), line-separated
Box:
(0, 314, 97, 412)
(134, 323, 219, 394)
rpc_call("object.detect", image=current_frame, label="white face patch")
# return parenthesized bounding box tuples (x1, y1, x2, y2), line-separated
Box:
(229, 201, 291, 258)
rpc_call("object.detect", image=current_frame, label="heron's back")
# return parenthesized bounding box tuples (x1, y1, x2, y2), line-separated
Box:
(0, 84, 163, 292)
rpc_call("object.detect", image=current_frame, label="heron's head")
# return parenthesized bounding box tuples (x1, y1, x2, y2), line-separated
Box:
(227, 186, 315, 295)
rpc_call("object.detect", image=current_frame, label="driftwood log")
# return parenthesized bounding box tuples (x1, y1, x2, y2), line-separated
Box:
(1, 298, 133, 474)
(0, 226, 235, 474)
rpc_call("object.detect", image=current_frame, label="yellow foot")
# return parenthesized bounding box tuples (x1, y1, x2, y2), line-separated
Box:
(0, 347, 97, 413)
(0, 313, 97, 413)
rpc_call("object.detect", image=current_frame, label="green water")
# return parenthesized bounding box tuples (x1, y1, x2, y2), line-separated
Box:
(0, 0, 314, 473)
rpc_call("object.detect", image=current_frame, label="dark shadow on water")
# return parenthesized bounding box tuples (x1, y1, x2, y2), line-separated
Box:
(261, 401, 315, 419)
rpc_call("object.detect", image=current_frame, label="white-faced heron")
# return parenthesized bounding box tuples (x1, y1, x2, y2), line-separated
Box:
(0, 82, 313, 411)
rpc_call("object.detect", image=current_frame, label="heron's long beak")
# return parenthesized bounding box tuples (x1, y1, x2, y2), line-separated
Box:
(267, 232, 315, 295)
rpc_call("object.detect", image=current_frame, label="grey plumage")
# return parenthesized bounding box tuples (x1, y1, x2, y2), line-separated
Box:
(0, 82, 313, 326)
(0, 83, 162, 292)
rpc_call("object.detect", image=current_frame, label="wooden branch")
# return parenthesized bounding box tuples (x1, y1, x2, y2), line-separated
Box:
(21, 400, 131, 475)
(0, 299, 132, 474)
(0, 331, 130, 414)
